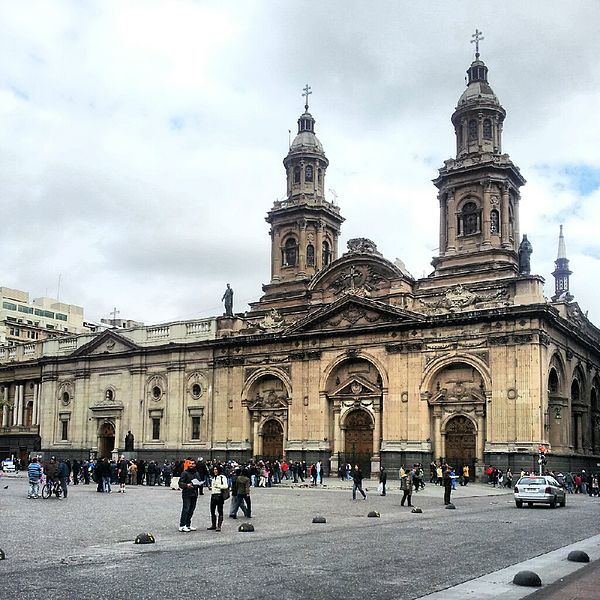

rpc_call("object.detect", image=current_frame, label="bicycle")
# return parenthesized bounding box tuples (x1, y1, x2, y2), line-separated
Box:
(41, 479, 63, 499)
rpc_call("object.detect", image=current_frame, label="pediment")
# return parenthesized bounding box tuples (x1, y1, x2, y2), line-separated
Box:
(71, 330, 140, 357)
(330, 374, 381, 397)
(285, 295, 423, 334)
(309, 252, 412, 297)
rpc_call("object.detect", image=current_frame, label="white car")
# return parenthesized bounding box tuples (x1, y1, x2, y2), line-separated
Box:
(1, 459, 16, 473)
(514, 475, 566, 508)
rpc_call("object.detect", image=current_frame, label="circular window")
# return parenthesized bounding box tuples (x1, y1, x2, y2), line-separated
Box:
(62, 391, 70, 405)
(152, 386, 162, 399)
(191, 383, 202, 399)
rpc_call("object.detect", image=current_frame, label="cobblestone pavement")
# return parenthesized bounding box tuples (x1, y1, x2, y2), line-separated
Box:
(1, 473, 598, 600)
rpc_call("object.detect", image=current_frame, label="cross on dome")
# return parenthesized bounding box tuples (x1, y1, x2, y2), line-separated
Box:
(471, 29, 484, 59)
(302, 84, 312, 111)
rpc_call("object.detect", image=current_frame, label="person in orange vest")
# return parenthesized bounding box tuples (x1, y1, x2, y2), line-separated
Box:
(462, 464, 470, 486)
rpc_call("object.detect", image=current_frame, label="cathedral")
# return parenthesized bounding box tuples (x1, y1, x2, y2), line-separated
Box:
(1, 47, 599, 478)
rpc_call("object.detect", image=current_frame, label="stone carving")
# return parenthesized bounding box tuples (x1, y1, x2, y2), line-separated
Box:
(327, 306, 382, 328)
(328, 264, 389, 297)
(418, 284, 510, 314)
(248, 390, 289, 412)
(345, 238, 381, 255)
(259, 309, 285, 330)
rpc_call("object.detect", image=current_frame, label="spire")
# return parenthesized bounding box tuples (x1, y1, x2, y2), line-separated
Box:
(552, 224, 573, 302)
(557, 224, 567, 259)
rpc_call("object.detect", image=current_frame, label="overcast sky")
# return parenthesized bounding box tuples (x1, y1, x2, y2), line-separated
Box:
(2, 1, 600, 326)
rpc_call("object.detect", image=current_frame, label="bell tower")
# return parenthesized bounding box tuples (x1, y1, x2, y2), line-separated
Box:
(431, 31, 526, 284)
(265, 86, 344, 285)
(552, 225, 574, 302)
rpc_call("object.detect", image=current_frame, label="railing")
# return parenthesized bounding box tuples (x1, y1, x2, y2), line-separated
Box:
(23, 343, 36, 357)
(147, 326, 170, 339)
(58, 338, 78, 350)
(186, 321, 211, 335)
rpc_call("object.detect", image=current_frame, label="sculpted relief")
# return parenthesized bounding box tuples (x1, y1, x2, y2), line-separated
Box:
(418, 284, 511, 314)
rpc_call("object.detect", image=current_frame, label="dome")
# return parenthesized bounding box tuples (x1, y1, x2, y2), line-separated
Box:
(290, 130, 324, 154)
(457, 80, 500, 107)
(456, 59, 501, 108)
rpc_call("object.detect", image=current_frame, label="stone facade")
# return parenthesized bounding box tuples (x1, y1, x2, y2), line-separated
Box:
(1, 54, 599, 477)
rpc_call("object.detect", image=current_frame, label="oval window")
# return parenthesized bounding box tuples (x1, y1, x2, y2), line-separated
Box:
(152, 386, 162, 399)
(192, 383, 202, 398)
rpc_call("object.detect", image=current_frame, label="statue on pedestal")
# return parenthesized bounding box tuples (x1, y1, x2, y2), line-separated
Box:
(222, 283, 234, 317)
(125, 430, 134, 452)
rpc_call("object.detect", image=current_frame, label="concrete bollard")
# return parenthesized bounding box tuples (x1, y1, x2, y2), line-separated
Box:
(512, 571, 542, 587)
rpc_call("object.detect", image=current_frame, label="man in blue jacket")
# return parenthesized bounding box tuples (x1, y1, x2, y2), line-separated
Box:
(27, 457, 42, 499)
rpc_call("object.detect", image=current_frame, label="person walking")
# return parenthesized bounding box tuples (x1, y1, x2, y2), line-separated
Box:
(178, 459, 201, 532)
(400, 467, 413, 507)
(379, 466, 387, 496)
(352, 465, 367, 501)
(207, 465, 229, 532)
(462, 464, 470, 486)
(27, 457, 42, 499)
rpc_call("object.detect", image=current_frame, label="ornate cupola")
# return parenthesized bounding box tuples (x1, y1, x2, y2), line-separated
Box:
(552, 225, 574, 302)
(430, 30, 527, 285)
(265, 85, 344, 288)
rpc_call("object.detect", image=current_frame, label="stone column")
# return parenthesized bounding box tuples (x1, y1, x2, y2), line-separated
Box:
(433, 413, 442, 461)
(15, 384, 24, 426)
(271, 227, 281, 281)
(481, 181, 491, 247)
(32, 383, 39, 427)
(576, 413, 583, 451)
(2, 387, 8, 427)
(315, 220, 323, 269)
(252, 415, 260, 458)
(438, 193, 447, 255)
(476, 411, 485, 463)
(446, 190, 457, 253)
(513, 194, 521, 252)
(332, 405, 341, 455)
(282, 417, 288, 459)
(298, 220, 307, 275)
(501, 185, 510, 248)
(372, 405, 381, 458)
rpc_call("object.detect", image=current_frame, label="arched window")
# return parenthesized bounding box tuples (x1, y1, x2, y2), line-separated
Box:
(322, 240, 331, 266)
(306, 244, 315, 266)
(460, 201, 480, 236)
(293, 166, 301, 184)
(305, 165, 313, 182)
(468, 119, 477, 141)
(483, 119, 492, 139)
(490, 209, 500, 234)
(317, 168, 322, 185)
(283, 238, 297, 267)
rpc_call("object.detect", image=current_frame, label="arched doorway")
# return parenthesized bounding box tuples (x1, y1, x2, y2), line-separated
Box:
(444, 415, 476, 472)
(98, 422, 115, 459)
(344, 410, 373, 476)
(262, 419, 283, 460)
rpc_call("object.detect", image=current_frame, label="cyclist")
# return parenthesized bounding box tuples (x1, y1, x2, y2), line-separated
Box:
(44, 457, 58, 492)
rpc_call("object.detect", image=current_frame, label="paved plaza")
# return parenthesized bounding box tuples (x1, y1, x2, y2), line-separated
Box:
(1, 473, 599, 600)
